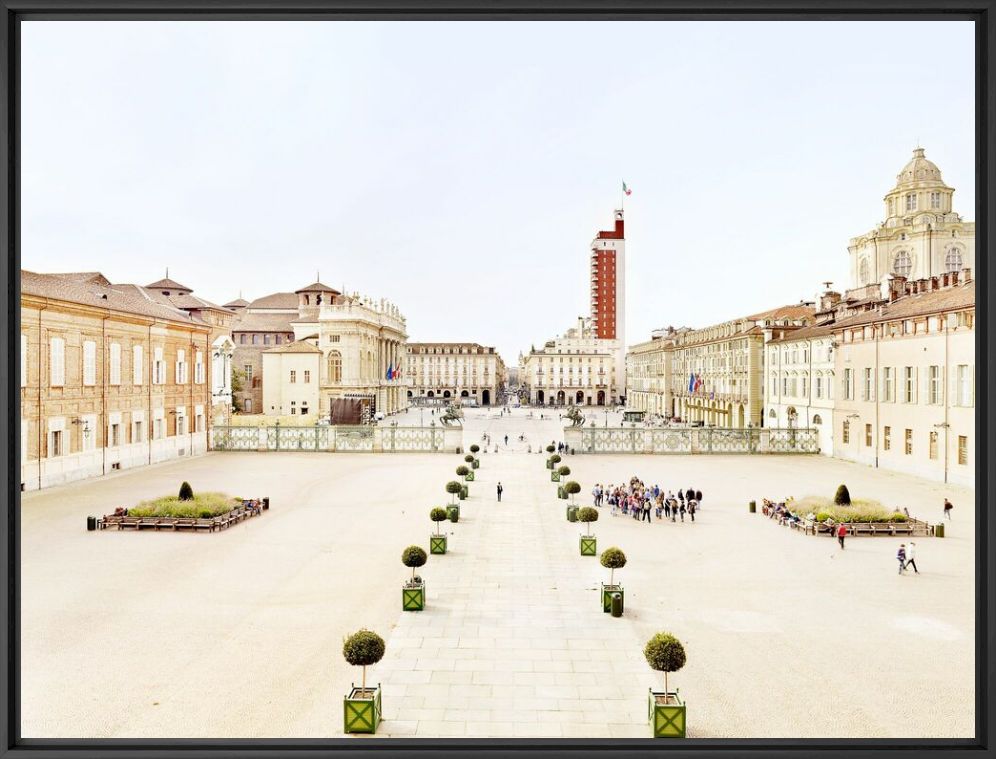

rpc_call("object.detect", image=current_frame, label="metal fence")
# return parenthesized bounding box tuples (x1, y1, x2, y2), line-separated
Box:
(578, 427, 818, 455)
(211, 425, 445, 453)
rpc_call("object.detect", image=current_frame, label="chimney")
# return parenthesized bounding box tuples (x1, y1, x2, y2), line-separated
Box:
(962, 267, 972, 282)
(951, 270, 959, 285)
(931, 276, 940, 291)
(889, 275, 906, 303)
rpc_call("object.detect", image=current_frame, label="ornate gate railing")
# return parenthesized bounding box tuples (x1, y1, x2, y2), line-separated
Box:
(767, 428, 819, 453)
(381, 426, 444, 452)
(574, 427, 819, 455)
(648, 429, 692, 453)
(210, 424, 447, 452)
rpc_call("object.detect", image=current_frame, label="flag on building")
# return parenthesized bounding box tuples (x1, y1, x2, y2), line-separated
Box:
(623, 181, 632, 196)
(688, 373, 695, 393)
(386, 364, 393, 380)
(694, 374, 703, 393)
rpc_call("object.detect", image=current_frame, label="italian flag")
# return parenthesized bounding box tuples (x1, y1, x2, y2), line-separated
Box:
(622, 181, 632, 196)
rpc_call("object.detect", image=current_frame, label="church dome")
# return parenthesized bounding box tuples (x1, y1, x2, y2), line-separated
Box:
(895, 147, 947, 188)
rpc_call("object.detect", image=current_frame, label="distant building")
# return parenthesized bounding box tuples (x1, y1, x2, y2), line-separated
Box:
(590, 209, 627, 387)
(230, 291, 299, 414)
(522, 316, 620, 407)
(261, 340, 322, 419)
(405, 343, 506, 406)
(20, 271, 228, 490)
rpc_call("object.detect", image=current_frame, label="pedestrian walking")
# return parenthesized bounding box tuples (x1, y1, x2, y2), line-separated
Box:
(497, 482, 503, 502)
(837, 522, 847, 549)
(688, 500, 697, 522)
(943, 498, 953, 520)
(679, 502, 686, 522)
(905, 541, 919, 574)
(695, 489, 703, 508)
(504, 435, 508, 446)
(642, 501, 651, 523)
(663, 501, 671, 519)
(897, 544, 907, 574)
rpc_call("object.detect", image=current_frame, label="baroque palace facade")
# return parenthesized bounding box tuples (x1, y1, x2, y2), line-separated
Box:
(19, 272, 235, 491)
(625, 147, 976, 485)
(405, 343, 507, 406)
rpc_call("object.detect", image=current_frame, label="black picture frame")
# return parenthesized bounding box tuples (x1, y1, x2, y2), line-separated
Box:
(1, 2, 992, 758)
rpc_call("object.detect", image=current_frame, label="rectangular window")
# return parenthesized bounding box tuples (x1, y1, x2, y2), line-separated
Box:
(771, 376, 777, 395)
(903, 367, 915, 403)
(133, 345, 143, 385)
(176, 349, 187, 384)
(21, 334, 27, 387)
(905, 428, 913, 455)
(905, 193, 917, 211)
(928, 365, 942, 405)
(863, 368, 873, 401)
(304, 370, 311, 383)
(842, 420, 850, 444)
(109, 343, 121, 385)
(49, 337, 65, 386)
(883, 426, 891, 451)
(815, 376, 822, 399)
(195, 351, 205, 384)
(929, 431, 938, 460)
(83, 340, 97, 386)
(264, 334, 271, 345)
(240, 334, 246, 345)
(110, 423, 121, 448)
(882, 367, 894, 402)
(843, 368, 853, 400)
(133, 420, 144, 443)
(958, 436, 968, 465)
(956, 364, 973, 406)
(176, 414, 186, 436)
(252, 334, 259, 345)
(49, 429, 63, 457)
(865, 424, 872, 447)
(244, 364, 253, 383)
(930, 191, 941, 209)
(290, 370, 297, 383)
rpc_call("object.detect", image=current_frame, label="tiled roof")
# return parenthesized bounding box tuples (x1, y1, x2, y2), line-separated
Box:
(140, 288, 232, 314)
(21, 270, 202, 325)
(46, 271, 112, 286)
(146, 277, 192, 292)
(294, 281, 341, 294)
(263, 341, 322, 354)
(232, 313, 296, 332)
(745, 303, 817, 322)
(767, 322, 838, 344)
(224, 297, 250, 308)
(247, 292, 299, 310)
(830, 281, 974, 330)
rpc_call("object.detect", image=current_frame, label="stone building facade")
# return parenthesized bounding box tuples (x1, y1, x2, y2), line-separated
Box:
(848, 147, 974, 289)
(230, 291, 298, 415)
(521, 317, 620, 407)
(405, 343, 507, 406)
(625, 328, 675, 418)
(261, 341, 323, 418)
(20, 271, 219, 491)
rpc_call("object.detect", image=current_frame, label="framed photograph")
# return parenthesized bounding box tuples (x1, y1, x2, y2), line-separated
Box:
(4, 2, 992, 757)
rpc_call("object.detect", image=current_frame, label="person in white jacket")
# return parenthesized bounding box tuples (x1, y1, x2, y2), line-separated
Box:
(905, 541, 919, 574)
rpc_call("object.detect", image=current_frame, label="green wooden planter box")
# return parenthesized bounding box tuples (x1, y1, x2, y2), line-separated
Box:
(546, 459, 554, 469)
(580, 535, 597, 556)
(557, 486, 565, 499)
(601, 583, 624, 613)
(460, 485, 468, 500)
(402, 582, 425, 611)
(551, 472, 561, 482)
(649, 689, 686, 738)
(471, 459, 479, 469)
(465, 471, 475, 482)
(447, 505, 460, 522)
(430, 534, 447, 554)
(344, 684, 382, 734)
(749, 500, 756, 513)
(559, 489, 569, 501)
(567, 506, 578, 522)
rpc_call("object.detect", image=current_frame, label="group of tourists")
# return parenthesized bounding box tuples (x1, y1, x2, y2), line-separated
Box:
(590, 479, 704, 524)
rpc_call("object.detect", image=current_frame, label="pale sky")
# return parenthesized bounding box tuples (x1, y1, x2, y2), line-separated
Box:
(22, 20, 975, 363)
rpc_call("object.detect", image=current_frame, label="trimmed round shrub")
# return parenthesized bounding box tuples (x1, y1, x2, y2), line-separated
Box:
(343, 629, 385, 691)
(834, 484, 852, 505)
(430, 507, 448, 533)
(445, 480, 462, 502)
(402, 545, 427, 582)
(564, 480, 581, 499)
(578, 506, 599, 535)
(550, 454, 562, 465)
(178, 481, 194, 501)
(600, 546, 626, 585)
(470, 444, 480, 454)
(456, 465, 470, 477)
(546, 445, 556, 453)
(644, 632, 686, 693)
(464, 454, 475, 463)
(558, 465, 571, 477)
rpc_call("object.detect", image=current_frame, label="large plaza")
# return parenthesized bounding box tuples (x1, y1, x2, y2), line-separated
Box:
(20, 408, 974, 739)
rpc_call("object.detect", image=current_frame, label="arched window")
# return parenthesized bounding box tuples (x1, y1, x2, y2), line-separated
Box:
(893, 250, 912, 277)
(859, 259, 870, 284)
(945, 248, 963, 272)
(327, 351, 342, 383)
(812, 414, 823, 425)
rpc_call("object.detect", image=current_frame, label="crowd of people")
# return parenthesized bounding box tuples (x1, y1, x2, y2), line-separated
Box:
(590, 478, 704, 524)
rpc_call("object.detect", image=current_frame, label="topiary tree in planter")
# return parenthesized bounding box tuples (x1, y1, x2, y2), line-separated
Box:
(429, 507, 448, 554)
(558, 465, 571, 477)
(564, 480, 581, 504)
(644, 632, 688, 738)
(178, 481, 194, 501)
(546, 444, 556, 454)
(456, 465, 469, 479)
(464, 454, 475, 464)
(578, 506, 599, 556)
(550, 454, 562, 465)
(470, 444, 480, 455)
(834, 484, 851, 505)
(445, 480, 462, 504)
(402, 545, 427, 611)
(342, 629, 386, 733)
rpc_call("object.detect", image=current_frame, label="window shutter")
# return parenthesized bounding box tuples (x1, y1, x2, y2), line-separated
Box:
(50, 337, 65, 386)
(83, 341, 96, 386)
(133, 345, 143, 385)
(109, 343, 121, 386)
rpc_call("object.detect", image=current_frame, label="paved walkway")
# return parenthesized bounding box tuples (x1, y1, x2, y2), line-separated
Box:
(375, 453, 653, 738)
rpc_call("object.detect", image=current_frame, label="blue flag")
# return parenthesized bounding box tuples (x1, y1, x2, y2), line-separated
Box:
(688, 373, 695, 393)
(386, 364, 393, 380)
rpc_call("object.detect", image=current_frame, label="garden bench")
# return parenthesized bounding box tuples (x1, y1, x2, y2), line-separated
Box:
(194, 519, 216, 532)
(119, 517, 141, 530)
(174, 518, 196, 530)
